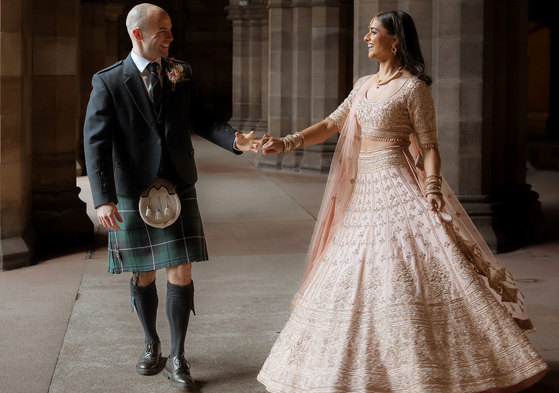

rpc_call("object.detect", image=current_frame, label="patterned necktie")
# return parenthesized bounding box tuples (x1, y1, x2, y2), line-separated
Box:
(147, 62, 162, 109)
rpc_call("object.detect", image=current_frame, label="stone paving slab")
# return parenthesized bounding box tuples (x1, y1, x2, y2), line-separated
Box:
(0, 253, 86, 393)
(48, 253, 304, 393)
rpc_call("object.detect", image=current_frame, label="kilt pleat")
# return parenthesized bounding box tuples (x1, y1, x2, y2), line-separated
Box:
(108, 185, 208, 274)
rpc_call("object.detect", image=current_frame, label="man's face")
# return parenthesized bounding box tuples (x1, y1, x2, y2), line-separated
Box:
(139, 12, 173, 60)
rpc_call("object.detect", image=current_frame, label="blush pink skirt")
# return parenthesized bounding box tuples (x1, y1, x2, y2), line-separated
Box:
(258, 147, 547, 393)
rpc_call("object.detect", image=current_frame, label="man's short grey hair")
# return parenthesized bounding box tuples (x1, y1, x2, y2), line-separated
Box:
(126, 3, 167, 33)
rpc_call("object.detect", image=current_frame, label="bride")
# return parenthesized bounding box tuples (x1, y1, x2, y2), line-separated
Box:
(257, 10, 548, 393)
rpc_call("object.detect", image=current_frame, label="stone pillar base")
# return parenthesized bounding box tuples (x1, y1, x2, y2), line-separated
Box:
(459, 195, 499, 253)
(300, 143, 336, 174)
(281, 151, 304, 171)
(256, 154, 283, 170)
(460, 184, 546, 253)
(242, 119, 259, 130)
(32, 187, 94, 250)
(492, 184, 547, 253)
(0, 235, 33, 271)
(229, 118, 246, 130)
(255, 120, 268, 133)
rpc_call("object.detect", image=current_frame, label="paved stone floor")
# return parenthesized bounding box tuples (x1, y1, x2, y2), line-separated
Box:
(1, 135, 558, 393)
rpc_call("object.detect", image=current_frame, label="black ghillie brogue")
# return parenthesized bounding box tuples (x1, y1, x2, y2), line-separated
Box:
(163, 354, 197, 391)
(136, 341, 162, 375)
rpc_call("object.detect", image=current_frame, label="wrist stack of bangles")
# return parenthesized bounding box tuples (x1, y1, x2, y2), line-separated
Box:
(424, 175, 442, 196)
(281, 132, 305, 152)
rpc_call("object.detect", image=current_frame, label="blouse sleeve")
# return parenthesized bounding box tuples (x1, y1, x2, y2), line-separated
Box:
(327, 76, 369, 132)
(407, 80, 438, 148)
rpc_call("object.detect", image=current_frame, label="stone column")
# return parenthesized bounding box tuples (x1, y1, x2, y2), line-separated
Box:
(430, 0, 498, 247)
(105, 3, 126, 65)
(353, 0, 398, 79)
(282, 0, 312, 170)
(482, 0, 545, 251)
(0, 0, 33, 270)
(300, 0, 352, 173)
(31, 0, 93, 249)
(228, 1, 251, 130)
(398, 0, 433, 75)
(256, 15, 269, 133)
(260, 0, 294, 169)
(247, 2, 268, 131)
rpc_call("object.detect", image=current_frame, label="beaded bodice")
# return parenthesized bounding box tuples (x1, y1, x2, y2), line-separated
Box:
(328, 75, 438, 147)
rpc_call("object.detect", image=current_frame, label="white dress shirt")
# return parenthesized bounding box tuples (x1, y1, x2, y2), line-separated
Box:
(130, 50, 161, 104)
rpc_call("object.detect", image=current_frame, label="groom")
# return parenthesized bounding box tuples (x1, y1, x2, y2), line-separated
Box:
(83, 3, 256, 391)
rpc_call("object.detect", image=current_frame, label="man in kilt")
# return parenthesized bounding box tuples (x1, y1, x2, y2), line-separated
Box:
(83, 3, 257, 391)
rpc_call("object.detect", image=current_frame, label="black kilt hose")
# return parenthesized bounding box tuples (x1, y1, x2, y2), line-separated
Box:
(108, 184, 208, 274)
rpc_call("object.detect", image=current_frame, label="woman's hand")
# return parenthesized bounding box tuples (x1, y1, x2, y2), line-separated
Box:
(426, 193, 445, 212)
(261, 134, 285, 155)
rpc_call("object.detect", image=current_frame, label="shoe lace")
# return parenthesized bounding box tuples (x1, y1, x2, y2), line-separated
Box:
(145, 342, 156, 355)
(174, 356, 191, 372)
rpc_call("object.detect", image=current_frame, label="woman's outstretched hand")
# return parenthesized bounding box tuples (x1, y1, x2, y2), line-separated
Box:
(261, 134, 285, 155)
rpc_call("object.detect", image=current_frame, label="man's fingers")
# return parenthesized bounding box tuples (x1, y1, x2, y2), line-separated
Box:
(115, 210, 123, 222)
(107, 215, 121, 231)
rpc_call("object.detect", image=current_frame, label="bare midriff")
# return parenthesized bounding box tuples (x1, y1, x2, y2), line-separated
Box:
(360, 135, 408, 151)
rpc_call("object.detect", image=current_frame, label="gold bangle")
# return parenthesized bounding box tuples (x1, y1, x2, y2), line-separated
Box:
(281, 132, 305, 152)
(424, 175, 442, 185)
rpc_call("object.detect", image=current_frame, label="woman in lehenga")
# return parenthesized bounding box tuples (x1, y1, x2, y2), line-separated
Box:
(257, 10, 548, 393)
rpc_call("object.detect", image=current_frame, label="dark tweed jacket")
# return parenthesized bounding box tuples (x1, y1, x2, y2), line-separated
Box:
(83, 53, 240, 208)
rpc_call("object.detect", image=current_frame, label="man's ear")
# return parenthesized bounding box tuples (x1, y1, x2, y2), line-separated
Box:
(132, 28, 142, 41)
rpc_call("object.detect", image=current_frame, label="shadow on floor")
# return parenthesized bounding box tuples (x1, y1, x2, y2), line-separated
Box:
(525, 361, 559, 392)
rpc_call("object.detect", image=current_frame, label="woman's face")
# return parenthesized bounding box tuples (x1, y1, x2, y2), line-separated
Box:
(363, 18, 396, 61)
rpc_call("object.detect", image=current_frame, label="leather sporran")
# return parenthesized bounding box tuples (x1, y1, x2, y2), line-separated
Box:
(138, 178, 181, 228)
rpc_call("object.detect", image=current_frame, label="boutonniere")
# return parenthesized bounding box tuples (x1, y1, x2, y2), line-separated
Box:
(166, 58, 189, 91)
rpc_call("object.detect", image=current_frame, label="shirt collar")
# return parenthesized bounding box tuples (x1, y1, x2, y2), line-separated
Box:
(130, 50, 161, 73)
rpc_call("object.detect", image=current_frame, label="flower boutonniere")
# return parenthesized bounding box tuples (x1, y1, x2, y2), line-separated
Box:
(166, 58, 189, 91)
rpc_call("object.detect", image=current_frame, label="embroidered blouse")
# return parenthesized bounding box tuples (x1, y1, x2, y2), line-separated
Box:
(328, 75, 438, 148)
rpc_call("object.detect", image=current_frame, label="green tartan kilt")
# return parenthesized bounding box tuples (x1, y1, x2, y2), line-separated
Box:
(108, 185, 208, 274)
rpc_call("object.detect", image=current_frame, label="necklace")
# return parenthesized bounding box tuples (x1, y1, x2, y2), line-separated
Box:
(375, 66, 403, 89)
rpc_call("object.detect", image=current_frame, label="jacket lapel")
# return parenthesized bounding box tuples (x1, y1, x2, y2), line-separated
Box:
(123, 54, 159, 135)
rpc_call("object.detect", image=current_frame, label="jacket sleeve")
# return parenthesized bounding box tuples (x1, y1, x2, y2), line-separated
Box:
(187, 66, 242, 155)
(83, 74, 118, 208)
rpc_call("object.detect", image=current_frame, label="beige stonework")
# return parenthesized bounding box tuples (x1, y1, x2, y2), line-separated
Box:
(0, 0, 32, 270)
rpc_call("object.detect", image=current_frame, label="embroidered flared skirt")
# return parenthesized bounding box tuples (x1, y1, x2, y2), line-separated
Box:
(257, 147, 547, 393)
(108, 185, 208, 274)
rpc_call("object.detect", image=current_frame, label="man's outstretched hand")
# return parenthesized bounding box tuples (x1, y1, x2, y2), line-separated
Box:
(97, 202, 123, 230)
(234, 131, 259, 153)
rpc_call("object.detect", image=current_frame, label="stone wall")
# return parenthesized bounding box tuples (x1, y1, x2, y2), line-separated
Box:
(0, 0, 33, 269)
(229, 0, 353, 172)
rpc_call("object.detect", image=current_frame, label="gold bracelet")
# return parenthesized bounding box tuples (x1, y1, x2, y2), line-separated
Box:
(424, 175, 442, 185)
(281, 132, 305, 153)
